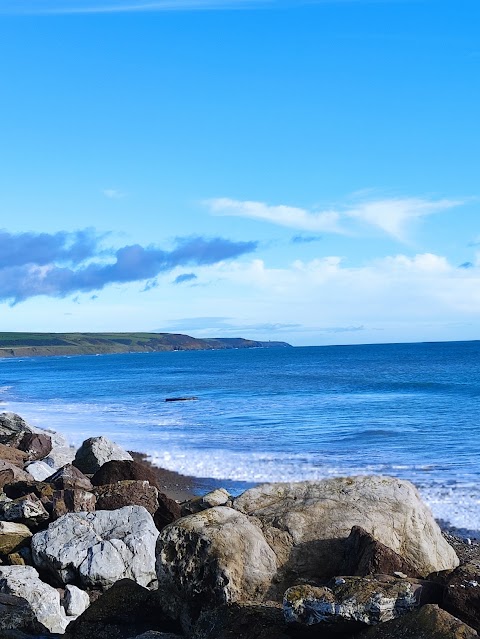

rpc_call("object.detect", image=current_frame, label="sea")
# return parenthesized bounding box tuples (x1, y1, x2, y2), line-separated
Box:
(1, 340, 479, 536)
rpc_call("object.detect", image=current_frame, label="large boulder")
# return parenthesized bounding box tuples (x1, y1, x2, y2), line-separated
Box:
(0, 565, 68, 634)
(233, 477, 459, 582)
(52, 489, 97, 520)
(0, 493, 49, 528)
(18, 432, 52, 462)
(0, 413, 33, 447)
(0, 443, 28, 468)
(32, 505, 159, 590)
(47, 463, 93, 491)
(0, 461, 32, 489)
(74, 437, 133, 475)
(156, 506, 278, 627)
(360, 603, 478, 638)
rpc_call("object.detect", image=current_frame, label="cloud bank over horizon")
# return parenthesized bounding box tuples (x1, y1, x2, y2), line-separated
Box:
(0, 229, 257, 304)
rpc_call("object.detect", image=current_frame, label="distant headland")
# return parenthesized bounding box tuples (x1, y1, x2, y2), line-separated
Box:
(0, 332, 292, 358)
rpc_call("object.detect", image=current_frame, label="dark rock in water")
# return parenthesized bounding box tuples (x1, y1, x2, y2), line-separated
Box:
(192, 603, 290, 639)
(359, 603, 478, 638)
(165, 397, 198, 402)
(153, 492, 182, 531)
(73, 436, 133, 475)
(91, 460, 161, 490)
(51, 489, 96, 519)
(94, 480, 158, 515)
(46, 464, 93, 492)
(0, 444, 28, 468)
(64, 578, 181, 639)
(443, 560, 480, 632)
(0, 413, 34, 448)
(340, 526, 421, 578)
(18, 433, 52, 462)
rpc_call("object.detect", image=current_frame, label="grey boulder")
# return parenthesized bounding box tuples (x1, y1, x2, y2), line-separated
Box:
(32, 505, 159, 590)
(73, 436, 133, 474)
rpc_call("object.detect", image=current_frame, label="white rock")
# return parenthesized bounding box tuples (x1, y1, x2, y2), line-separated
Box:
(64, 584, 90, 617)
(32, 505, 159, 590)
(43, 445, 77, 469)
(25, 460, 55, 481)
(0, 565, 68, 634)
(73, 436, 133, 474)
(233, 476, 459, 580)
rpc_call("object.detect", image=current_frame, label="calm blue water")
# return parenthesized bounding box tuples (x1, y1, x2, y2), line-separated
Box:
(1, 341, 479, 534)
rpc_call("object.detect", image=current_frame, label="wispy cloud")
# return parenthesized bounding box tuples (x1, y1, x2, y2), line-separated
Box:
(0, 230, 256, 304)
(103, 189, 125, 199)
(0, 0, 402, 15)
(291, 234, 323, 244)
(207, 197, 342, 233)
(174, 273, 197, 284)
(206, 195, 464, 241)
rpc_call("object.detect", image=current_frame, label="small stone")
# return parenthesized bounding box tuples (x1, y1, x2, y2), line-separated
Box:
(64, 584, 90, 617)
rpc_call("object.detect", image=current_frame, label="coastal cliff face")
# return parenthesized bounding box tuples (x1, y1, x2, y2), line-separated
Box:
(0, 332, 292, 358)
(0, 410, 478, 639)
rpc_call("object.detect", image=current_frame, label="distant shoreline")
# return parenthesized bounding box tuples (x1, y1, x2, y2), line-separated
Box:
(0, 331, 292, 359)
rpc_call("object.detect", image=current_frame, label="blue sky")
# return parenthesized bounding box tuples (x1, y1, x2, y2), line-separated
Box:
(0, 0, 479, 345)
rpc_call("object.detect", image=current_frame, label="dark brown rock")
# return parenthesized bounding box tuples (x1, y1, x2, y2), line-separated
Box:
(94, 481, 158, 515)
(443, 560, 480, 632)
(359, 603, 478, 638)
(46, 464, 93, 491)
(153, 492, 182, 531)
(91, 459, 161, 489)
(18, 433, 52, 462)
(51, 489, 96, 519)
(0, 444, 28, 468)
(192, 602, 290, 639)
(64, 578, 180, 639)
(0, 463, 32, 490)
(341, 526, 421, 578)
(3, 480, 54, 504)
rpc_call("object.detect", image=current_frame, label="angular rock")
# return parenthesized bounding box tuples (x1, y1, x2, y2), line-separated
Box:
(283, 576, 425, 629)
(18, 432, 52, 462)
(153, 492, 182, 531)
(43, 445, 77, 469)
(64, 578, 181, 639)
(0, 461, 32, 489)
(181, 488, 231, 516)
(52, 489, 96, 519)
(233, 476, 459, 583)
(340, 526, 421, 578)
(0, 565, 68, 634)
(24, 460, 54, 481)
(47, 464, 93, 491)
(94, 480, 159, 515)
(3, 480, 54, 505)
(360, 603, 478, 638)
(64, 585, 90, 617)
(156, 506, 278, 626)
(0, 522, 32, 554)
(0, 494, 49, 528)
(91, 459, 160, 489)
(0, 413, 34, 448)
(32, 505, 159, 589)
(443, 559, 480, 631)
(0, 443, 28, 468)
(73, 437, 133, 475)
(192, 602, 290, 639)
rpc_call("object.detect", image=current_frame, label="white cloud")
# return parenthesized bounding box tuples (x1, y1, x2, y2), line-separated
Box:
(206, 196, 464, 241)
(206, 197, 343, 233)
(345, 197, 462, 241)
(102, 189, 125, 199)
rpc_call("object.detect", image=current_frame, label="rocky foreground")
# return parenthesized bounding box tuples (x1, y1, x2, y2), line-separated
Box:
(0, 411, 478, 639)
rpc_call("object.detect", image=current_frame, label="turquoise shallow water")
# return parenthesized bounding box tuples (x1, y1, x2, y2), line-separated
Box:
(1, 340, 479, 535)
